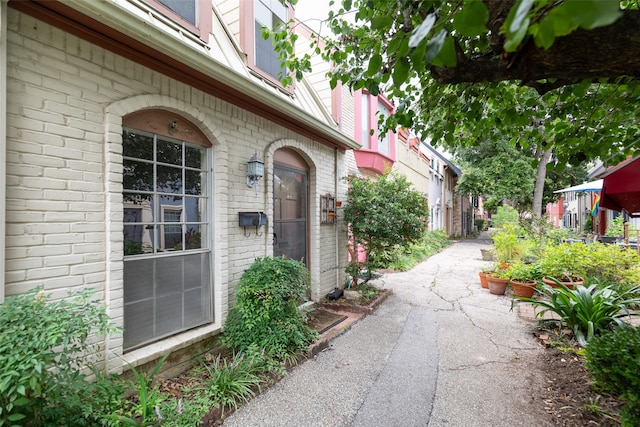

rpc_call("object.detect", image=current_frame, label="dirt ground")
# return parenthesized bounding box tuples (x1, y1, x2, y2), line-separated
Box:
(530, 329, 624, 426)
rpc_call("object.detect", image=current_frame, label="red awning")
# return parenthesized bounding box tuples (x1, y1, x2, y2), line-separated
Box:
(600, 157, 640, 217)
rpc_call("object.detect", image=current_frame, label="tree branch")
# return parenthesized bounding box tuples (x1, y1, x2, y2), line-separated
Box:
(431, 7, 640, 91)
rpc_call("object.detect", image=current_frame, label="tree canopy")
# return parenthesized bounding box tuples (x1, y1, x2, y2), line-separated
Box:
(277, 0, 639, 169)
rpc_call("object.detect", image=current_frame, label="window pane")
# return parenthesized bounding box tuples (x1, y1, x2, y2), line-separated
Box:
(124, 159, 153, 192)
(123, 132, 153, 160)
(123, 254, 212, 350)
(157, 165, 183, 194)
(361, 94, 370, 148)
(255, 22, 286, 79)
(378, 100, 390, 156)
(255, 0, 271, 26)
(185, 145, 204, 169)
(184, 224, 204, 250)
(185, 196, 205, 222)
(185, 170, 202, 195)
(157, 139, 182, 165)
(157, 0, 196, 26)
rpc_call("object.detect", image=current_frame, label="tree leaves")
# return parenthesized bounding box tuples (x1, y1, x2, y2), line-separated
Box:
(452, 1, 489, 37)
(409, 14, 436, 48)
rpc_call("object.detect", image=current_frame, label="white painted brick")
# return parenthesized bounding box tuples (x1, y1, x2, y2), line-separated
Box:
(22, 107, 65, 125)
(70, 262, 104, 275)
(7, 164, 43, 178)
(8, 257, 43, 270)
(44, 233, 85, 245)
(25, 200, 68, 211)
(6, 271, 27, 283)
(43, 276, 84, 290)
(18, 153, 65, 168)
(44, 254, 85, 267)
(26, 223, 70, 234)
(43, 145, 84, 160)
(44, 167, 83, 181)
(45, 211, 85, 222)
(28, 245, 71, 257)
(5, 211, 44, 223)
(43, 190, 83, 201)
(26, 266, 70, 280)
(21, 176, 67, 190)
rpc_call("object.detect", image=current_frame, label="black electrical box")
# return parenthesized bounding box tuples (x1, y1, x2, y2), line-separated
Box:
(239, 212, 267, 227)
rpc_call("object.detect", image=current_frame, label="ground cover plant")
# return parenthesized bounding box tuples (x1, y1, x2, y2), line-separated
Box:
(388, 230, 450, 272)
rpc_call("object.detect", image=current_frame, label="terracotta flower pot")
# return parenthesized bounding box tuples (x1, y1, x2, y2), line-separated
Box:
(479, 271, 489, 289)
(511, 280, 536, 298)
(486, 275, 509, 295)
(542, 277, 582, 290)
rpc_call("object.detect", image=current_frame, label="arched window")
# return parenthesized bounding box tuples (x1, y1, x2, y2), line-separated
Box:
(121, 111, 212, 351)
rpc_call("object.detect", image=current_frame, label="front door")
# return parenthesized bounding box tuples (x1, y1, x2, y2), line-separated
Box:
(273, 163, 308, 264)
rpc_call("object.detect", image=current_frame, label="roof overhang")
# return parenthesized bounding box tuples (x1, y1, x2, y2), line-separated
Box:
(9, 0, 359, 152)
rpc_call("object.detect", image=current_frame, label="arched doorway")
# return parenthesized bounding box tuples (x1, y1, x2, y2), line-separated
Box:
(273, 149, 309, 265)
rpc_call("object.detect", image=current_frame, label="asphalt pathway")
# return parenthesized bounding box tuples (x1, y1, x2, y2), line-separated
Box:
(223, 234, 553, 426)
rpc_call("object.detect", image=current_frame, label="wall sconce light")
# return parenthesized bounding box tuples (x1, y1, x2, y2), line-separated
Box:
(247, 153, 264, 194)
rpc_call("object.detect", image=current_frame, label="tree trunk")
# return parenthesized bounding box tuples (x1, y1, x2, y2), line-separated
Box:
(532, 147, 553, 217)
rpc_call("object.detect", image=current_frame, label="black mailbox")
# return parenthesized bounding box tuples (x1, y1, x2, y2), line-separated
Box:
(239, 212, 267, 227)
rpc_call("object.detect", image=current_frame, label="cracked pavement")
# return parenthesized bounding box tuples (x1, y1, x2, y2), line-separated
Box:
(223, 234, 553, 427)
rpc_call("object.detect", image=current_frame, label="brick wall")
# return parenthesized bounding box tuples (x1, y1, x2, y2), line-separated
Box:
(5, 8, 347, 371)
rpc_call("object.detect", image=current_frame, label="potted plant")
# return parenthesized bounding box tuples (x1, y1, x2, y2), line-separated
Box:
(507, 261, 542, 298)
(486, 264, 510, 295)
(479, 265, 495, 289)
(539, 243, 585, 289)
(491, 225, 522, 269)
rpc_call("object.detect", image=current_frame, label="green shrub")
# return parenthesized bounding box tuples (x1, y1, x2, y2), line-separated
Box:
(586, 325, 640, 426)
(222, 257, 318, 358)
(606, 215, 625, 237)
(579, 243, 640, 285)
(516, 281, 640, 346)
(343, 171, 429, 283)
(492, 205, 519, 229)
(538, 242, 586, 281)
(0, 287, 118, 426)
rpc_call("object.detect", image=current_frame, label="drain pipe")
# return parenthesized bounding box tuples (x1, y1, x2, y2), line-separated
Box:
(0, 0, 8, 303)
(334, 148, 341, 290)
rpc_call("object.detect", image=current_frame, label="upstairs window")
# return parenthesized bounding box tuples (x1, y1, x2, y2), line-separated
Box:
(255, 0, 288, 80)
(157, 0, 196, 26)
(241, 0, 292, 83)
(145, 0, 211, 41)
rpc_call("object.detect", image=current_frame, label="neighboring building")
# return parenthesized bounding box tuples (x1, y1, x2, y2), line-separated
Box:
(1, 0, 359, 375)
(546, 197, 565, 228)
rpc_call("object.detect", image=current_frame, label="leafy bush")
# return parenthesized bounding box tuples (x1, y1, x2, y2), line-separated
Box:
(222, 257, 318, 358)
(343, 171, 428, 283)
(538, 242, 586, 281)
(516, 281, 640, 346)
(491, 205, 519, 229)
(0, 287, 118, 426)
(586, 325, 640, 426)
(606, 215, 625, 237)
(492, 225, 527, 263)
(505, 260, 542, 282)
(579, 243, 640, 286)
